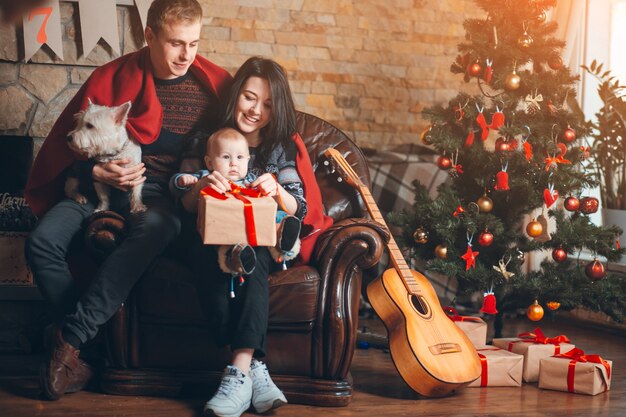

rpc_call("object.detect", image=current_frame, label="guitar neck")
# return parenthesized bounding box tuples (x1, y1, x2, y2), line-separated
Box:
(357, 185, 422, 294)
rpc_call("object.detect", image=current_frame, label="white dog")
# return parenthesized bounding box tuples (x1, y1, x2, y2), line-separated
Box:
(65, 99, 146, 213)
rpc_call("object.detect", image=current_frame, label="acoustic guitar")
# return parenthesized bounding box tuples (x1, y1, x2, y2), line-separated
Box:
(324, 147, 481, 397)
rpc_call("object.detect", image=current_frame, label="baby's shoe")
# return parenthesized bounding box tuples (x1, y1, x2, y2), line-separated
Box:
(269, 216, 301, 268)
(217, 243, 256, 275)
(249, 358, 287, 413)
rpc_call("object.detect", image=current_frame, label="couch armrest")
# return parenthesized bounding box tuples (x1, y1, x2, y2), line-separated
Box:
(311, 218, 389, 379)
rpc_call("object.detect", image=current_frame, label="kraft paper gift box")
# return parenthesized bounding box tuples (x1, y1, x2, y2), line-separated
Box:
(444, 307, 487, 347)
(197, 186, 277, 246)
(492, 327, 574, 383)
(539, 348, 612, 395)
(468, 346, 523, 387)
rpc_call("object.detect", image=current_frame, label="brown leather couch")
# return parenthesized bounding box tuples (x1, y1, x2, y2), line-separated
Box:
(86, 112, 388, 406)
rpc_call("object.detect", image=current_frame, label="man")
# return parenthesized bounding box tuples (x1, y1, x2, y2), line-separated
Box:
(24, 0, 231, 400)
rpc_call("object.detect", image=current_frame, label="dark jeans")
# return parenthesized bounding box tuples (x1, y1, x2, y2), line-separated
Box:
(191, 238, 275, 358)
(25, 183, 181, 344)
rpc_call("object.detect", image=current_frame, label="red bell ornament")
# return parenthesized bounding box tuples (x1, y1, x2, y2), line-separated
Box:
(494, 170, 510, 191)
(579, 196, 599, 214)
(480, 291, 498, 315)
(552, 246, 567, 263)
(564, 196, 580, 212)
(585, 258, 606, 281)
(437, 155, 452, 170)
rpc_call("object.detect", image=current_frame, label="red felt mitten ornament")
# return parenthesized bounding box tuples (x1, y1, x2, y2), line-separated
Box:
(489, 107, 505, 130)
(476, 105, 489, 140)
(464, 130, 476, 148)
(484, 58, 493, 84)
(480, 291, 498, 315)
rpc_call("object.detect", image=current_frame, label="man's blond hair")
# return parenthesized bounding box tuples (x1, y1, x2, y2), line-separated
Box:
(146, 0, 202, 34)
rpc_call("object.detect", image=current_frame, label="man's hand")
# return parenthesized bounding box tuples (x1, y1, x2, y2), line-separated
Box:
(177, 174, 199, 188)
(92, 159, 146, 191)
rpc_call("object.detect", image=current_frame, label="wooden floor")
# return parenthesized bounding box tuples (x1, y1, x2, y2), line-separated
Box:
(0, 315, 624, 417)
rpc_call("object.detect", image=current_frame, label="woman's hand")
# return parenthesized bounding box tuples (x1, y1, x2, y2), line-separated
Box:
(251, 173, 279, 197)
(199, 170, 231, 194)
(92, 159, 146, 191)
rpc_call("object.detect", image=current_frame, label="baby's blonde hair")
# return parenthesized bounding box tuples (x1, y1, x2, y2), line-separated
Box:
(206, 127, 249, 157)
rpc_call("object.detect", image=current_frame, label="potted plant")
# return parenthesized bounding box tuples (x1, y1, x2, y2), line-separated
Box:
(582, 60, 626, 252)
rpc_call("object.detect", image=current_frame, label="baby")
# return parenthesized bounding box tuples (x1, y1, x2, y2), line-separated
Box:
(171, 127, 301, 276)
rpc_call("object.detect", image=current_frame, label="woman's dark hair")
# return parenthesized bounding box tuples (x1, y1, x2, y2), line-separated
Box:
(221, 57, 297, 168)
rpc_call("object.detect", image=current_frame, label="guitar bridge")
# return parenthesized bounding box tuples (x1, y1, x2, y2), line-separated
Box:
(428, 343, 462, 355)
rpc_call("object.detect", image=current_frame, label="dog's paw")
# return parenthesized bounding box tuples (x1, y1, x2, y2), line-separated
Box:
(73, 194, 88, 205)
(130, 203, 147, 214)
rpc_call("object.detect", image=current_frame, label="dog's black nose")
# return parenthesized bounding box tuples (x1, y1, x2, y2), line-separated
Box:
(66, 135, 72, 142)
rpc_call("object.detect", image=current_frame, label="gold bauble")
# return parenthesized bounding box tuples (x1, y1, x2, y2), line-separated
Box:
(517, 33, 534, 49)
(526, 219, 543, 237)
(505, 71, 521, 90)
(477, 194, 493, 213)
(435, 244, 448, 260)
(413, 227, 429, 244)
(527, 300, 544, 322)
(420, 126, 433, 145)
(535, 10, 547, 24)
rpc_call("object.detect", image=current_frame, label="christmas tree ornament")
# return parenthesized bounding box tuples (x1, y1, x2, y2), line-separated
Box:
(475, 104, 489, 140)
(535, 9, 547, 24)
(526, 300, 544, 321)
(437, 155, 452, 170)
(467, 61, 482, 77)
(548, 54, 563, 70)
(478, 229, 494, 246)
(517, 23, 533, 49)
(489, 106, 505, 129)
(435, 243, 448, 259)
(579, 145, 590, 160)
(461, 234, 479, 270)
(579, 196, 599, 214)
(495, 137, 511, 153)
(464, 130, 476, 147)
(505, 69, 521, 90)
(493, 255, 514, 279)
(484, 58, 493, 83)
(420, 125, 433, 145)
(480, 290, 498, 314)
(524, 90, 543, 115)
(563, 126, 576, 143)
(564, 196, 580, 211)
(526, 218, 543, 237)
(552, 246, 567, 263)
(494, 164, 510, 191)
(449, 149, 464, 177)
(453, 205, 465, 217)
(413, 227, 429, 244)
(514, 249, 525, 263)
(547, 301, 561, 311)
(543, 184, 558, 208)
(585, 258, 606, 281)
(454, 101, 467, 122)
(534, 214, 551, 242)
(477, 194, 493, 212)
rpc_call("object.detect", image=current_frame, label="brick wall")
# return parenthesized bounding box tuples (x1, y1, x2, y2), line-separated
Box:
(0, 0, 482, 152)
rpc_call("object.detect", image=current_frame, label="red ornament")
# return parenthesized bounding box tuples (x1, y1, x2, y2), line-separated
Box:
(551, 246, 567, 263)
(480, 291, 498, 314)
(467, 62, 482, 77)
(543, 187, 559, 208)
(478, 229, 494, 247)
(437, 156, 452, 170)
(548, 55, 563, 70)
(495, 137, 511, 153)
(494, 170, 510, 191)
(585, 258, 606, 281)
(461, 244, 479, 270)
(563, 127, 576, 142)
(579, 196, 599, 214)
(564, 196, 580, 212)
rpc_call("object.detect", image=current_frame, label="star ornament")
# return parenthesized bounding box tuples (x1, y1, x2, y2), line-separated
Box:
(461, 244, 479, 271)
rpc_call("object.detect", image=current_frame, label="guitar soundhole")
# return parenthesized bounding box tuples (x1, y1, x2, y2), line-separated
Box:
(410, 295, 431, 318)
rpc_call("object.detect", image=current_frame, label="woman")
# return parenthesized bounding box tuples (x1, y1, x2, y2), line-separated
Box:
(185, 57, 332, 417)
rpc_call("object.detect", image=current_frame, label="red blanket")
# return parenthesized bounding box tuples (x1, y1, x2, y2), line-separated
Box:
(24, 47, 232, 217)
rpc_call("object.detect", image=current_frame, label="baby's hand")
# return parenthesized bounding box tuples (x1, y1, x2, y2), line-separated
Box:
(177, 174, 198, 187)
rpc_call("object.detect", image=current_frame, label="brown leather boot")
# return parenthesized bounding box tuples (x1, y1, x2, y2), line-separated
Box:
(40, 325, 94, 400)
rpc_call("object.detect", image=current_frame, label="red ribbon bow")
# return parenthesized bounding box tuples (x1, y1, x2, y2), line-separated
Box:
(200, 182, 264, 246)
(555, 348, 611, 393)
(443, 307, 483, 323)
(517, 327, 570, 345)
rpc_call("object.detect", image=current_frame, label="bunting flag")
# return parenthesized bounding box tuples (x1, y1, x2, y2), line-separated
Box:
(77, 0, 120, 57)
(22, 0, 63, 62)
(134, 0, 155, 33)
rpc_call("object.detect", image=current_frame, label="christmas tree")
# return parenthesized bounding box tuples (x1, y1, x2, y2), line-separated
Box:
(390, 0, 626, 335)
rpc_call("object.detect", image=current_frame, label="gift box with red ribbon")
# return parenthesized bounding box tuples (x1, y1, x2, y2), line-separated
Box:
(539, 348, 612, 395)
(492, 327, 574, 382)
(444, 307, 487, 347)
(468, 346, 523, 387)
(197, 184, 277, 246)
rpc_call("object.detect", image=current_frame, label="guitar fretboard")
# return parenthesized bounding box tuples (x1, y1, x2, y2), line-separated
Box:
(359, 185, 422, 295)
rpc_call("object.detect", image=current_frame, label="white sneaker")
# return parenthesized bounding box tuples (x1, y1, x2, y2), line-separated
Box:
(249, 358, 288, 413)
(203, 366, 252, 417)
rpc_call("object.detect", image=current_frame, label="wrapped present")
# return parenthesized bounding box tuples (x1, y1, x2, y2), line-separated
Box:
(468, 346, 523, 387)
(539, 348, 612, 395)
(197, 185, 277, 246)
(444, 307, 487, 347)
(492, 327, 574, 382)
